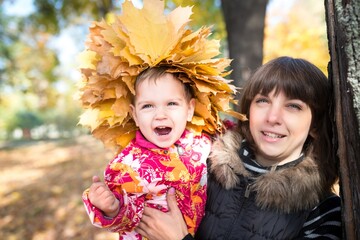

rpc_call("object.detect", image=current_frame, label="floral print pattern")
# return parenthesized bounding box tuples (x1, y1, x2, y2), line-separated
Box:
(83, 130, 210, 239)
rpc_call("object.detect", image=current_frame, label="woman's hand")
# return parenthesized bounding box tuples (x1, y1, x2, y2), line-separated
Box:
(136, 187, 189, 240)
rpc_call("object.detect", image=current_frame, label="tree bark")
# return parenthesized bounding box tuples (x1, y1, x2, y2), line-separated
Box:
(325, 0, 360, 239)
(221, 0, 268, 92)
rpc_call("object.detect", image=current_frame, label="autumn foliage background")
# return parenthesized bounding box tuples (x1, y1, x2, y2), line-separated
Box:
(0, 0, 329, 239)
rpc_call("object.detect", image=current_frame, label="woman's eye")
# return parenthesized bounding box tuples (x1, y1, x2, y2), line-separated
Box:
(287, 103, 302, 110)
(255, 98, 268, 104)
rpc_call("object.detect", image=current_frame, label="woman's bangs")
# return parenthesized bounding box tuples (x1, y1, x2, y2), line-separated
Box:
(259, 70, 311, 102)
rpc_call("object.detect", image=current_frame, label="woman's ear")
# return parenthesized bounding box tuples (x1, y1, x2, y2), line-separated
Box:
(309, 128, 317, 139)
(187, 98, 196, 121)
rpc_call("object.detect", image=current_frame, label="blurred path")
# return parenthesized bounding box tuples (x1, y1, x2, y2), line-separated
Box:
(0, 135, 118, 240)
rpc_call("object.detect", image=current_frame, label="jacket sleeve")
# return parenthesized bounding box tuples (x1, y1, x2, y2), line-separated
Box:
(297, 194, 342, 239)
(82, 146, 148, 233)
(82, 179, 146, 233)
(82, 188, 124, 229)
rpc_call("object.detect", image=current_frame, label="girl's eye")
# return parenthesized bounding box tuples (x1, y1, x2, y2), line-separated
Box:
(141, 104, 153, 109)
(168, 102, 178, 106)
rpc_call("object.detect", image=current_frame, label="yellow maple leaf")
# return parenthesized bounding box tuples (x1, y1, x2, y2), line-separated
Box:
(190, 116, 205, 126)
(119, 0, 192, 65)
(77, 51, 99, 70)
(112, 97, 131, 119)
(224, 110, 248, 121)
(115, 130, 136, 151)
(78, 109, 100, 131)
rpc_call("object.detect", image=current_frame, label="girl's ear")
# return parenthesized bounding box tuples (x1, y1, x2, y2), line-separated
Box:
(187, 98, 196, 121)
(130, 104, 139, 126)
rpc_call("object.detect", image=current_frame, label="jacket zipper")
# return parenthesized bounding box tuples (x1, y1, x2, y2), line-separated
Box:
(224, 181, 252, 239)
(245, 183, 252, 198)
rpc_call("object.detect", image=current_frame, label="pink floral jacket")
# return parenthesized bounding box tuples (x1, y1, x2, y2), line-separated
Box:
(83, 129, 211, 239)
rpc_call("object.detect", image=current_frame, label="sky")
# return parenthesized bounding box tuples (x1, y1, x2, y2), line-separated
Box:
(3, 0, 34, 16)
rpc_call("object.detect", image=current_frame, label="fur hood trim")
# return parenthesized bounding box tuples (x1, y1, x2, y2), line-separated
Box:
(209, 130, 323, 213)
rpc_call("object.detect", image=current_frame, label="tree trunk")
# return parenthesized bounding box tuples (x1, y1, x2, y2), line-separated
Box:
(221, 0, 268, 91)
(22, 128, 32, 140)
(325, 0, 360, 239)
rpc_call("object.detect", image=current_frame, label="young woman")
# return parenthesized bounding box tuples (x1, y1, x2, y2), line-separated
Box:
(136, 56, 342, 240)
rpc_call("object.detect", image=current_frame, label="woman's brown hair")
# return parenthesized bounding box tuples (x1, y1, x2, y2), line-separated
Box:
(238, 56, 338, 192)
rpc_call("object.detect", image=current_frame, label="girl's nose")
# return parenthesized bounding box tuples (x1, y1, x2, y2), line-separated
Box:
(154, 107, 167, 119)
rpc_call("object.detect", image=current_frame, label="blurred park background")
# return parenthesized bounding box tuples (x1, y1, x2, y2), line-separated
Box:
(0, 0, 330, 239)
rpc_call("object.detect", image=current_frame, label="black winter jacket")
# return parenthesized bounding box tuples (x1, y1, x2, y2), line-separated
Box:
(195, 171, 310, 239)
(192, 131, 341, 240)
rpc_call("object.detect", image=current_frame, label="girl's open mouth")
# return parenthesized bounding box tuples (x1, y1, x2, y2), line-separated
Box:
(155, 127, 172, 136)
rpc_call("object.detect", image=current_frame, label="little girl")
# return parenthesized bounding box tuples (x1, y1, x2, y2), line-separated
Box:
(79, 0, 244, 239)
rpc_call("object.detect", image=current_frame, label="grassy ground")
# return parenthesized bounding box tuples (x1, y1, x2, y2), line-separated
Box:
(0, 135, 118, 240)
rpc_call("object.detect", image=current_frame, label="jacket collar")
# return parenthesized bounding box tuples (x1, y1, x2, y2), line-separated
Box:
(209, 130, 323, 213)
(239, 140, 305, 174)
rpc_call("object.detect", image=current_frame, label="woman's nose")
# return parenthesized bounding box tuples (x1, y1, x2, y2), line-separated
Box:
(266, 105, 282, 125)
